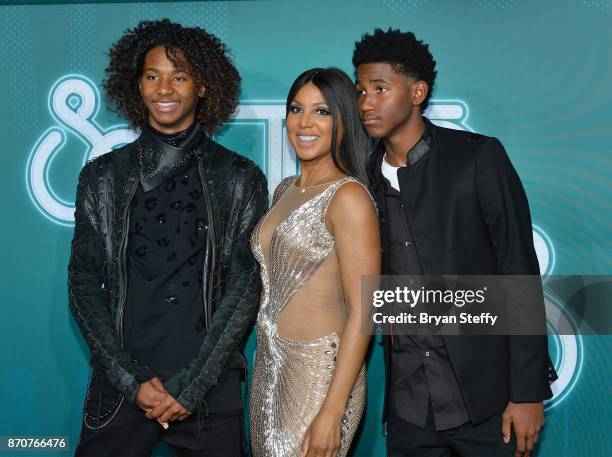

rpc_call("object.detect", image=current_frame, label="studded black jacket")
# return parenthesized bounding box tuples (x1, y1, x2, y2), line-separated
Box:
(68, 133, 268, 412)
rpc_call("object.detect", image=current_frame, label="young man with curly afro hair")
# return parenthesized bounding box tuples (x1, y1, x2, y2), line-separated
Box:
(353, 28, 555, 457)
(69, 19, 267, 456)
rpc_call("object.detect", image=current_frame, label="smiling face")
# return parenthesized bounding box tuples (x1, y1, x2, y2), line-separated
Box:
(138, 46, 205, 133)
(355, 62, 427, 139)
(286, 82, 343, 164)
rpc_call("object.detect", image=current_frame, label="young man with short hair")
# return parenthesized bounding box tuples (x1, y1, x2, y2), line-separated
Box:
(69, 19, 267, 456)
(353, 28, 555, 457)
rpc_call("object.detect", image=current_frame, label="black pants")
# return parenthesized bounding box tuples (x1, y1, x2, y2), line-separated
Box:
(75, 370, 245, 457)
(387, 405, 517, 457)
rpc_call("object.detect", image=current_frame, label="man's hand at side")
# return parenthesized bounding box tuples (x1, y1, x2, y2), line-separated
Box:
(502, 401, 544, 457)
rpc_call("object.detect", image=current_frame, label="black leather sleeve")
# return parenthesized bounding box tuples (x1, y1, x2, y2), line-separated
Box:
(68, 162, 152, 403)
(475, 138, 553, 402)
(164, 164, 268, 411)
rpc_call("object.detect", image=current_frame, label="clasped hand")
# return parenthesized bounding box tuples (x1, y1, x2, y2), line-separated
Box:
(135, 377, 191, 429)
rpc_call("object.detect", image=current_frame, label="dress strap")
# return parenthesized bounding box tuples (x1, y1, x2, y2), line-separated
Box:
(322, 177, 378, 220)
(272, 175, 298, 206)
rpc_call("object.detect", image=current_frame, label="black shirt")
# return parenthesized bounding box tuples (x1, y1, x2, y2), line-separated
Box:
(123, 127, 208, 382)
(383, 126, 470, 431)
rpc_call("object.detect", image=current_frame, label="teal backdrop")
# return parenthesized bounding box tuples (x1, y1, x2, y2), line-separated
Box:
(0, 1, 610, 456)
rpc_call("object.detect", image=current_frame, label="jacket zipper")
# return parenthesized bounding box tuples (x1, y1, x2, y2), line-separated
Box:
(238, 351, 248, 380)
(239, 351, 249, 400)
(198, 159, 215, 330)
(117, 176, 138, 343)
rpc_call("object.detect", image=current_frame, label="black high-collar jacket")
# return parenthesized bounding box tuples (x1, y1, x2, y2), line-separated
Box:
(68, 131, 268, 412)
(367, 118, 554, 424)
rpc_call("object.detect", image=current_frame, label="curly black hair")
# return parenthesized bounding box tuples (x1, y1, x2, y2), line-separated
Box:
(352, 28, 437, 112)
(103, 19, 240, 133)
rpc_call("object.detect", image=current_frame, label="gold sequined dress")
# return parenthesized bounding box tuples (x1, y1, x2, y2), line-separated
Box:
(250, 176, 367, 457)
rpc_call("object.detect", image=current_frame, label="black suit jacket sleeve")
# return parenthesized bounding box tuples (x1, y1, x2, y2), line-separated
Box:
(475, 138, 552, 402)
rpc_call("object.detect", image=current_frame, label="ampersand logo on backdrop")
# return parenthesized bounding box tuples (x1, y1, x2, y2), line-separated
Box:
(26, 75, 138, 226)
(27, 76, 582, 409)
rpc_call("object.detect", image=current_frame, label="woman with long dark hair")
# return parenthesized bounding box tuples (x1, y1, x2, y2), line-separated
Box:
(249, 68, 380, 457)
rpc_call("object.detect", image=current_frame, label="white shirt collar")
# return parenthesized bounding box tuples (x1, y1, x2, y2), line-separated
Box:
(381, 153, 401, 192)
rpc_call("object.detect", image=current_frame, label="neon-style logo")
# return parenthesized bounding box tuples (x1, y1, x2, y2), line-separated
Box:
(26, 75, 137, 226)
(533, 225, 556, 278)
(424, 100, 473, 131)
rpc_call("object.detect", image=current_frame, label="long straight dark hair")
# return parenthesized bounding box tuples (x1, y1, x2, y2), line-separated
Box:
(286, 67, 368, 182)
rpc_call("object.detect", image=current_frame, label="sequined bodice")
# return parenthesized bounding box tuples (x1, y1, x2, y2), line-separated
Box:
(251, 176, 352, 336)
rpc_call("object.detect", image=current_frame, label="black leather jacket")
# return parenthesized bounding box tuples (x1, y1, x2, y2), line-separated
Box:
(68, 134, 267, 412)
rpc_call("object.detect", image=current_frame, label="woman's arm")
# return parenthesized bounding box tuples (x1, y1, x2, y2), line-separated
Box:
(302, 181, 380, 457)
